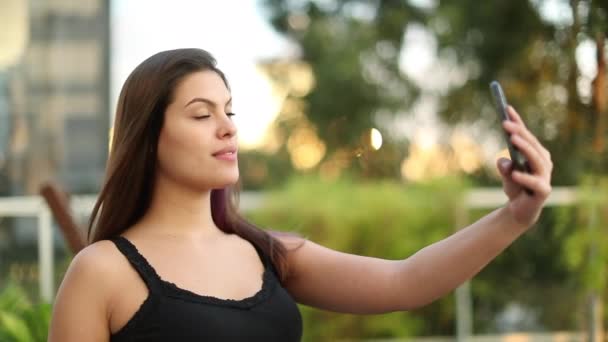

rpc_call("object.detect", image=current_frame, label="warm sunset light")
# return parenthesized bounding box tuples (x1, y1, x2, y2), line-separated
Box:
(370, 128, 383, 150)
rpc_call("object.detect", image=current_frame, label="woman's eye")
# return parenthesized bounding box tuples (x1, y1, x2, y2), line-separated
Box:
(227, 112, 236, 117)
(194, 115, 211, 120)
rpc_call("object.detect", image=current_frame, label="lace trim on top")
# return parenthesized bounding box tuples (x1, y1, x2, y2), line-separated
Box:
(113, 236, 277, 309)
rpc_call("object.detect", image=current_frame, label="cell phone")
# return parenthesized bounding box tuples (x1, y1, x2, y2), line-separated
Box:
(490, 81, 534, 195)
(490, 81, 531, 172)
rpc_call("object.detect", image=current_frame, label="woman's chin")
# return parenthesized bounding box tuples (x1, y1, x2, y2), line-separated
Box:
(211, 174, 240, 189)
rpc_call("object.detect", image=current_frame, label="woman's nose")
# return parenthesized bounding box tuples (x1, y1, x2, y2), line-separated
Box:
(218, 114, 237, 138)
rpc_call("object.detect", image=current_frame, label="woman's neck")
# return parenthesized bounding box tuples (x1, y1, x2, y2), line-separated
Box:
(133, 174, 225, 239)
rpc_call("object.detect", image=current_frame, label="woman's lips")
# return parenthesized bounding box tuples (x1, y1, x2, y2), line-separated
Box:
(213, 151, 237, 161)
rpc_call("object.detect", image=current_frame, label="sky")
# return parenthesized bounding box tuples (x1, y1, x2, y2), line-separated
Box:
(111, 0, 294, 149)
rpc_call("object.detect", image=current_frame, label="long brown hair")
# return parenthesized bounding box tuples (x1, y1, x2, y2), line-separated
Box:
(88, 48, 296, 282)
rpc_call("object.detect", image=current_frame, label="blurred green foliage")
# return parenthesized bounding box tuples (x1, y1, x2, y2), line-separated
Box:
(0, 284, 51, 342)
(245, 175, 608, 337)
(247, 175, 469, 339)
(555, 175, 608, 294)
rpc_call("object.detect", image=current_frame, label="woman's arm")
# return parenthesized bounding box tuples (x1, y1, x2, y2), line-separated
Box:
(48, 243, 115, 341)
(281, 208, 524, 313)
(281, 106, 552, 314)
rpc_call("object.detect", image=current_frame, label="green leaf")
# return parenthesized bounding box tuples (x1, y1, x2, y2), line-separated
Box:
(0, 311, 34, 342)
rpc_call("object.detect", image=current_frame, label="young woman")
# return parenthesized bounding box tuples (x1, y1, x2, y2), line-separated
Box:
(48, 48, 553, 341)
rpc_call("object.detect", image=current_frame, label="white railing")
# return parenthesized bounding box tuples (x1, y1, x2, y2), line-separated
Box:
(0, 188, 578, 302)
(0, 187, 579, 339)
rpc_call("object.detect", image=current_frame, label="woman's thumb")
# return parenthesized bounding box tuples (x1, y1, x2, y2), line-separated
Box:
(497, 158, 512, 176)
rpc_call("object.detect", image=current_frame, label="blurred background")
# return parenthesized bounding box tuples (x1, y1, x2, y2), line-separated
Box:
(0, 0, 607, 341)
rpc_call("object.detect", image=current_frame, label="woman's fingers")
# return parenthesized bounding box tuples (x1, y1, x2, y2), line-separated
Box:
(503, 107, 553, 167)
(510, 134, 548, 176)
(511, 170, 552, 198)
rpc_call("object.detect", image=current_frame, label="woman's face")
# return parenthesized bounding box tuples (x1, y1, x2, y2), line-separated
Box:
(156, 70, 239, 191)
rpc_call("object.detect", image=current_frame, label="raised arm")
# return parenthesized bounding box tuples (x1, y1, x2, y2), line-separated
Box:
(281, 206, 528, 314)
(280, 106, 552, 314)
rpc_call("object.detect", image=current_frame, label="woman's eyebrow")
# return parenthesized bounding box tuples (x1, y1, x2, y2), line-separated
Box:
(184, 97, 232, 108)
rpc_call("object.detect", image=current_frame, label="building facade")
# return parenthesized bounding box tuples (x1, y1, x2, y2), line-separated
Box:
(0, 0, 110, 196)
(0, 0, 110, 296)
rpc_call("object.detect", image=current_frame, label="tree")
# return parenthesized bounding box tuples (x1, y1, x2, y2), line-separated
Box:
(262, 0, 427, 179)
(262, 0, 608, 335)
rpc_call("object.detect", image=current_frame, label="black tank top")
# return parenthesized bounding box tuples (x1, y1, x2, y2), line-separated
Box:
(109, 236, 303, 341)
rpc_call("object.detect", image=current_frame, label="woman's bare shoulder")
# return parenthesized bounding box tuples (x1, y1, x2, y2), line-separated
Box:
(50, 240, 128, 340)
(62, 239, 129, 290)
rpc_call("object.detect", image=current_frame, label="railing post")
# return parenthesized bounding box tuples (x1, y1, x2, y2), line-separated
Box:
(454, 202, 472, 341)
(38, 206, 54, 302)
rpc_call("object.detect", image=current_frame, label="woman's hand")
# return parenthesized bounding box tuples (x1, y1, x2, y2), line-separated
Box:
(496, 106, 553, 229)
